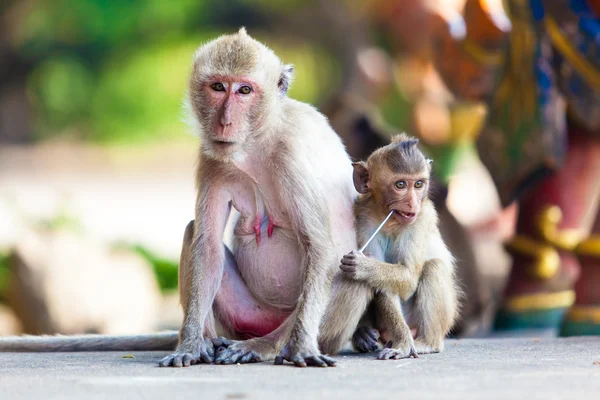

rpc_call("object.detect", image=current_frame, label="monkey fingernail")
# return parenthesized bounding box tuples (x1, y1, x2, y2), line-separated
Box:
(291, 356, 307, 368)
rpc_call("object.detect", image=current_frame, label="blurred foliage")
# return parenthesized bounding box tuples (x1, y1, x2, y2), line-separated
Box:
(33, 208, 83, 233)
(4, 0, 340, 144)
(245, 0, 309, 13)
(131, 244, 178, 292)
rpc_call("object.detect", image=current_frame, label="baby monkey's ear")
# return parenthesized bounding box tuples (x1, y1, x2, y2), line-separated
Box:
(352, 161, 370, 194)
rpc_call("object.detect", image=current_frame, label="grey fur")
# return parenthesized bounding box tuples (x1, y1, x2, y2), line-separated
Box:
(0, 332, 178, 352)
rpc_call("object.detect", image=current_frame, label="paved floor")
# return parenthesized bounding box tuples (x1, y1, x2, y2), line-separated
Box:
(1, 337, 599, 400)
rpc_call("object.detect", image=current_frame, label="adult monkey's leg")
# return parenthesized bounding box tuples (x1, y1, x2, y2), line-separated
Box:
(318, 275, 374, 355)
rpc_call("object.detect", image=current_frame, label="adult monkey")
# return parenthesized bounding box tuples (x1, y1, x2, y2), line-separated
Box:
(0, 28, 357, 368)
(162, 26, 356, 369)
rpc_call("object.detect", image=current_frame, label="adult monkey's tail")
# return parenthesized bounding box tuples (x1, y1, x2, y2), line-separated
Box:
(0, 332, 178, 352)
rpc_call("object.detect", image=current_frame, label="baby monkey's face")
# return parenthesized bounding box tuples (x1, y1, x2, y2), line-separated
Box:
(352, 135, 432, 226)
(379, 173, 429, 225)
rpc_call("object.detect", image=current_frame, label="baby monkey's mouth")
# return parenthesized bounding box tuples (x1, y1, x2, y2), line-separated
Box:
(388, 207, 417, 223)
(213, 140, 237, 146)
(393, 210, 416, 222)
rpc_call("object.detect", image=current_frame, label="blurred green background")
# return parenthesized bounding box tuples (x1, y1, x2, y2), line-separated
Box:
(0, 0, 348, 145)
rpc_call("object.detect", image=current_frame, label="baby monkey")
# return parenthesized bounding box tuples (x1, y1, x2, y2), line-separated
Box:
(319, 134, 460, 359)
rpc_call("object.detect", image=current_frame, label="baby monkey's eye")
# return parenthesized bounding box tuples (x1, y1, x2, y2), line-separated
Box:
(211, 82, 225, 91)
(238, 85, 252, 94)
(395, 181, 407, 190)
(415, 180, 424, 189)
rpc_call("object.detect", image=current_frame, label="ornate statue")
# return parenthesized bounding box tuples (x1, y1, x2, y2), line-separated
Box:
(422, 0, 600, 335)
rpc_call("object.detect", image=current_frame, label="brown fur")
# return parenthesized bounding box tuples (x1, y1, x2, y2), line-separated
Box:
(210, 28, 258, 76)
(319, 134, 461, 358)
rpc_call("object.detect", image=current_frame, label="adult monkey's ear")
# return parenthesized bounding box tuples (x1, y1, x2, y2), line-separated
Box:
(278, 64, 294, 97)
(352, 161, 370, 194)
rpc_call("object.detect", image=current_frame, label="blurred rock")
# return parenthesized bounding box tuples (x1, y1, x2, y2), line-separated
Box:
(0, 141, 196, 259)
(6, 229, 160, 335)
(0, 304, 22, 335)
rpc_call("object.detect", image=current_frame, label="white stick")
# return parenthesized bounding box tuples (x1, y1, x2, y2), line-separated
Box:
(358, 210, 394, 253)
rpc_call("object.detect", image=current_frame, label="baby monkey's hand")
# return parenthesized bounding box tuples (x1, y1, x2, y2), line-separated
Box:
(339, 250, 376, 281)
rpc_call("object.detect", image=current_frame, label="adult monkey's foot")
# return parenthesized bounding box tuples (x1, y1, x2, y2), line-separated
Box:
(158, 337, 215, 367)
(213, 336, 275, 364)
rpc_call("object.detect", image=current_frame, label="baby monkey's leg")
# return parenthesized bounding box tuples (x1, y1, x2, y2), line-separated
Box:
(373, 292, 418, 360)
(412, 259, 459, 354)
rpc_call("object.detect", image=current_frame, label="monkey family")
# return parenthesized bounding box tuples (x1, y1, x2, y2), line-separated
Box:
(0, 28, 460, 367)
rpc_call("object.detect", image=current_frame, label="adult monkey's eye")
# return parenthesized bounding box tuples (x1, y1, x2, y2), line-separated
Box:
(211, 83, 225, 91)
(395, 181, 406, 190)
(415, 180, 424, 189)
(238, 85, 252, 94)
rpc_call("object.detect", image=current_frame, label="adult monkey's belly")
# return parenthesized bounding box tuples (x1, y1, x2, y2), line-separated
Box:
(234, 227, 303, 311)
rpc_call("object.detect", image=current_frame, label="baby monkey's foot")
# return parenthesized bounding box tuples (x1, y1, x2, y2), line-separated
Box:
(377, 341, 418, 360)
(275, 342, 337, 368)
(352, 326, 380, 353)
(413, 339, 443, 354)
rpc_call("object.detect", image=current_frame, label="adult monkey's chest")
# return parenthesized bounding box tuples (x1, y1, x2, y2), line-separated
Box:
(229, 171, 303, 309)
(230, 171, 291, 237)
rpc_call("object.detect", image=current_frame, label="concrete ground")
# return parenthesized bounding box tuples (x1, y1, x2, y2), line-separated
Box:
(1, 337, 599, 400)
